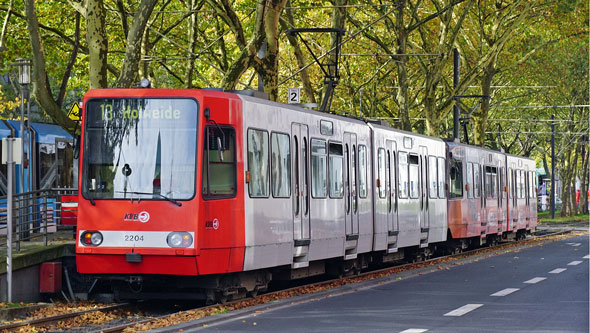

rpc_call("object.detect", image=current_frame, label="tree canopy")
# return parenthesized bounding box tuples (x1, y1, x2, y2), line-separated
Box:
(0, 0, 587, 214)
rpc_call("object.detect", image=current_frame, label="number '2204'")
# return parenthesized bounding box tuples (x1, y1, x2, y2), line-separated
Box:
(125, 235, 144, 242)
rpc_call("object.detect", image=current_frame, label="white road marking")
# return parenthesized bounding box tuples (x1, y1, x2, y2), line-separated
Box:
(524, 277, 546, 284)
(568, 260, 582, 266)
(566, 243, 581, 247)
(444, 304, 484, 317)
(584, 255, 590, 259)
(400, 329, 428, 333)
(549, 268, 567, 274)
(490, 288, 520, 297)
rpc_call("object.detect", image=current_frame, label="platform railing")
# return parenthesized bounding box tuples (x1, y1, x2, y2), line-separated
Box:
(0, 188, 77, 251)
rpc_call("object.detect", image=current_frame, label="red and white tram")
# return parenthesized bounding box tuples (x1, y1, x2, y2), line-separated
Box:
(76, 88, 536, 301)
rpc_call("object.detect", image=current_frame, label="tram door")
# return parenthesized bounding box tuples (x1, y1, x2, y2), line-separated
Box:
(291, 123, 310, 243)
(420, 146, 430, 236)
(386, 140, 398, 239)
(344, 132, 359, 238)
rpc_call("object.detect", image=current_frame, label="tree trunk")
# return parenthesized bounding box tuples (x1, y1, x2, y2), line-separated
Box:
(259, 0, 288, 101)
(86, 0, 108, 89)
(473, 63, 495, 146)
(394, 2, 411, 131)
(580, 144, 589, 214)
(186, 0, 199, 88)
(282, 1, 316, 104)
(116, 0, 158, 88)
(24, 0, 76, 132)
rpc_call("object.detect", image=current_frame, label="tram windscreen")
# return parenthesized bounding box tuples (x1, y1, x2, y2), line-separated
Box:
(82, 98, 198, 201)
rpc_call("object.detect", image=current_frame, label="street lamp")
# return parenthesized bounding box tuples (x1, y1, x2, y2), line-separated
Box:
(14, 58, 31, 194)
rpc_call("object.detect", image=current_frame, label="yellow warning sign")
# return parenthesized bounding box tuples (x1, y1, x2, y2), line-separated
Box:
(67, 103, 81, 121)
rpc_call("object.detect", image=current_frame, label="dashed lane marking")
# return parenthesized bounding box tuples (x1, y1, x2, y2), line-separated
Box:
(524, 277, 546, 284)
(583, 255, 590, 259)
(549, 268, 567, 274)
(566, 243, 581, 247)
(443, 304, 484, 317)
(490, 288, 520, 297)
(568, 260, 583, 266)
(400, 329, 428, 333)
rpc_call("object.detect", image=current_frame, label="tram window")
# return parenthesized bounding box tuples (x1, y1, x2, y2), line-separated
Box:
(352, 145, 357, 213)
(202, 126, 236, 198)
(449, 159, 463, 199)
(437, 157, 446, 199)
(485, 166, 498, 198)
(409, 154, 419, 199)
(508, 168, 513, 199)
(378, 148, 386, 199)
(303, 137, 309, 214)
(55, 141, 75, 188)
(311, 139, 327, 198)
(467, 162, 474, 199)
(39, 143, 57, 189)
(345, 144, 350, 213)
(294, 137, 299, 215)
(329, 142, 343, 198)
(247, 129, 269, 198)
(387, 150, 392, 212)
(500, 167, 506, 200)
(0, 144, 6, 195)
(474, 163, 481, 198)
(531, 171, 537, 198)
(398, 152, 408, 199)
(358, 145, 367, 198)
(428, 156, 437, 199)
(271, 132, 291, 198)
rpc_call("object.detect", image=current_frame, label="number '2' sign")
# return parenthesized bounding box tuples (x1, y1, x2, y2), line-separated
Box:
(288, 88, 300, 104)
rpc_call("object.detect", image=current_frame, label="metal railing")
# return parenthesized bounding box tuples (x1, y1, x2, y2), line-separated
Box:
(0, 188, 78, 251)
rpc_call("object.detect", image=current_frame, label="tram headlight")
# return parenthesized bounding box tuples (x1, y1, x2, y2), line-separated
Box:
(80, 231, 103, 246)
(167, 232, 193, 248)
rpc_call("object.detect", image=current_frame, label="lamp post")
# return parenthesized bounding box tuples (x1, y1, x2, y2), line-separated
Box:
(15, 58, 31, 242)
(15, 58, 31, 194)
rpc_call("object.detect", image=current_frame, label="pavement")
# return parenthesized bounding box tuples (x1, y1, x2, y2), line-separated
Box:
(161, 232, 589, 333)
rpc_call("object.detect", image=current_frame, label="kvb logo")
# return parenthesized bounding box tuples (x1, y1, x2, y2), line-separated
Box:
(124, 211, 150, 223)
(205, 218, 220, 230)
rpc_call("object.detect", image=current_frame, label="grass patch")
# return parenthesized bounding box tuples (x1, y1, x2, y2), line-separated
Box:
(539, 211, 589, 224)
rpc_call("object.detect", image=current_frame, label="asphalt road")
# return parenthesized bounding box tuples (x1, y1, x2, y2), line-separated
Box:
(170, 234, 589, 333)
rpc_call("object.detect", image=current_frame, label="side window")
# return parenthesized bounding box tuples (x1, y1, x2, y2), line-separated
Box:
(271, 133, 291, 198)
(378, 148, 386, 199)
(500, 167, 506, 200)
(358, 145, 367, 198)
(529, 171, 535, 198)
(409, 154, 420, 199)
(428, 156, 437, 199)
(329, 142, 344, 198)
(474, 163, 481, 198)
(311, 139, 327, 198)
(352, 145, 357, 213)
(247, 129, 269, 198)
(398, 152, 408, 199)
(387, 150, 392, 212)
(202, 126, 236, 198)
(485, 166, 497, 199)
(437, 157, 446, 199)
(449, 158, 463, 199)
(467, 162, 474, 198)
(508, 167, 513, 199)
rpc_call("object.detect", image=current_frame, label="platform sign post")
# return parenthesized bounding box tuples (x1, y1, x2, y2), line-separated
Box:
(2, 137, 21, 303)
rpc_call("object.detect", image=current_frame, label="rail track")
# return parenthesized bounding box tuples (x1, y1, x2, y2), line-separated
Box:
(0, 229, 577, 332)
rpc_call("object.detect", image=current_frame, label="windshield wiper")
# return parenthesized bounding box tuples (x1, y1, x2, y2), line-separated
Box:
(116, 191, 182, 207)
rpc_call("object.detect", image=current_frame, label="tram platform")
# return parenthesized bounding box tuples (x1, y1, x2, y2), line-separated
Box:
(0, 228, 76, 302)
